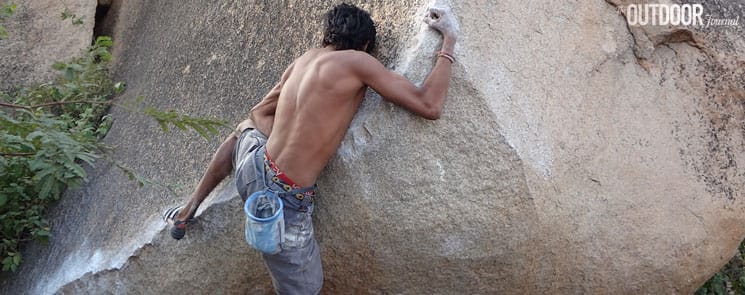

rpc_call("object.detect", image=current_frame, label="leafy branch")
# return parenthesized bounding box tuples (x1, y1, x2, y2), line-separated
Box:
(110, 159, 182, 197)
(0, 100, 114, 111)
(60, 7, 84, 26)
(0, 36, 228, 272)
(0, 152, 34, 157)
(58, 0, 84, 26)
(143, 107, 227, 141)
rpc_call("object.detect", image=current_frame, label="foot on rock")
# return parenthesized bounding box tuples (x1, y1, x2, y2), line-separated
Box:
(163, 206, 197, 240)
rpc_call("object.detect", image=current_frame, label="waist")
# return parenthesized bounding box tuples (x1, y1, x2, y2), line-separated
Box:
(264, 150, 316, 198)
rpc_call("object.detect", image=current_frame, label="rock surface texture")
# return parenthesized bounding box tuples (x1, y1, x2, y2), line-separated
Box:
(0, 0, 96, 90)
(2, 0, 744, 294)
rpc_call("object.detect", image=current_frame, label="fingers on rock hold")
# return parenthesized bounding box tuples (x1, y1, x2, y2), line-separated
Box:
(428, 7, 446, 18)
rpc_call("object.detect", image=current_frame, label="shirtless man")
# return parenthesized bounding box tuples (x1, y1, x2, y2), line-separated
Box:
(163, 3, 458, 294)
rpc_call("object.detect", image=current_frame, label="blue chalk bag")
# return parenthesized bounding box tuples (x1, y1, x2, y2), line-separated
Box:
(244, 190, 284, 254)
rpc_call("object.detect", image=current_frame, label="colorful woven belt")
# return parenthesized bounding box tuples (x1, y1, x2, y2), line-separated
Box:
(264, 151, 316, 201)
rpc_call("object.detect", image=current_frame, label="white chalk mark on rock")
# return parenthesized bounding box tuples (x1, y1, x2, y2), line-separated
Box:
(35, 216, 166, 294)
(461, 39, 554, 178)
(436, 159, 445, 182)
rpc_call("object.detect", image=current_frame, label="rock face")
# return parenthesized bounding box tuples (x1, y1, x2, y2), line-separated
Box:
(0, 0, 96, 90)
(2, 0, 744, 294)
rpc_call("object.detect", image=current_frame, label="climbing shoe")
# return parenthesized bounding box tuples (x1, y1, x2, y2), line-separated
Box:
(163, 206, 196, 240)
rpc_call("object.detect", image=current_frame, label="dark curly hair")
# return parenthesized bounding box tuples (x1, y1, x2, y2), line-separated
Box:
(322, 3, 377, 54)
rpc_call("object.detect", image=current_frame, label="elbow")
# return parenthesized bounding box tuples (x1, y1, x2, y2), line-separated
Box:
(251, 108, 273, 120)
(422, 106, 442, 120)
(417, 92, 443, 120)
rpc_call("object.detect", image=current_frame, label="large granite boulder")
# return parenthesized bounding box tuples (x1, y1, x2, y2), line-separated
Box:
(1, 0, 743, 294)
(0, 0, 96, 90)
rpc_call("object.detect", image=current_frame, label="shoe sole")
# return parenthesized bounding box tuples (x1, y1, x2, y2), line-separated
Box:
(163, 206, 192, 240)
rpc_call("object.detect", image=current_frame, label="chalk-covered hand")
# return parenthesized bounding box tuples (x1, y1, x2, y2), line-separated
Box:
(424, 7, 459, 40)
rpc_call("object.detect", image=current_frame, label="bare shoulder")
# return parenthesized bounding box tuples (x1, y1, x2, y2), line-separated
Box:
(324, 50, 380, 68)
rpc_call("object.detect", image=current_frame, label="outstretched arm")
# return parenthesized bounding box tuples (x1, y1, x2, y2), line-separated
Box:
(355, 7, 458, 120)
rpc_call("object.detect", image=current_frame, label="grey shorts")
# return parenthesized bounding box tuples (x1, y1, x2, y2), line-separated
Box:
(232, 129, 323, 295)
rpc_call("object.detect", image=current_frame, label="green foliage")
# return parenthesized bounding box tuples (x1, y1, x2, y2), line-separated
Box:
(144, 107, 225, 141)
(0, 1, 16, 39)
(113, 94, 227, 142)
(110, 159, 182, 198)
(1, 36, 113, 266)
(60, 7, 84, 26)
(0, 109, 100, 271)
(0, 36, 226, 272)
(697, 239, 745, 295)
(0, 2, 14, 17)
(0, 37, 112, 273)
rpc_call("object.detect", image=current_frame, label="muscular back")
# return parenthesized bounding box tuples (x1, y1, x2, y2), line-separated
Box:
(251, 24, 454, 187)
(264, 48, 367, 187)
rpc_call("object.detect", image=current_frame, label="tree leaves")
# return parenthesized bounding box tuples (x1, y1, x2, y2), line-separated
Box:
(697, 240, 745, 294)
(60, 7, 84, 26)
(143, 107, 226, 141)
(0, 34, 115, 272)
(0, 33, 228, 272)
(0, 2, 16, 39)
(1, 252, 21, 272)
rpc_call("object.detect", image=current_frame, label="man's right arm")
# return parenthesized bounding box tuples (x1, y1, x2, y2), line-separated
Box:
(354, 7, 458, 120)
(246, 61, 296, 135)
